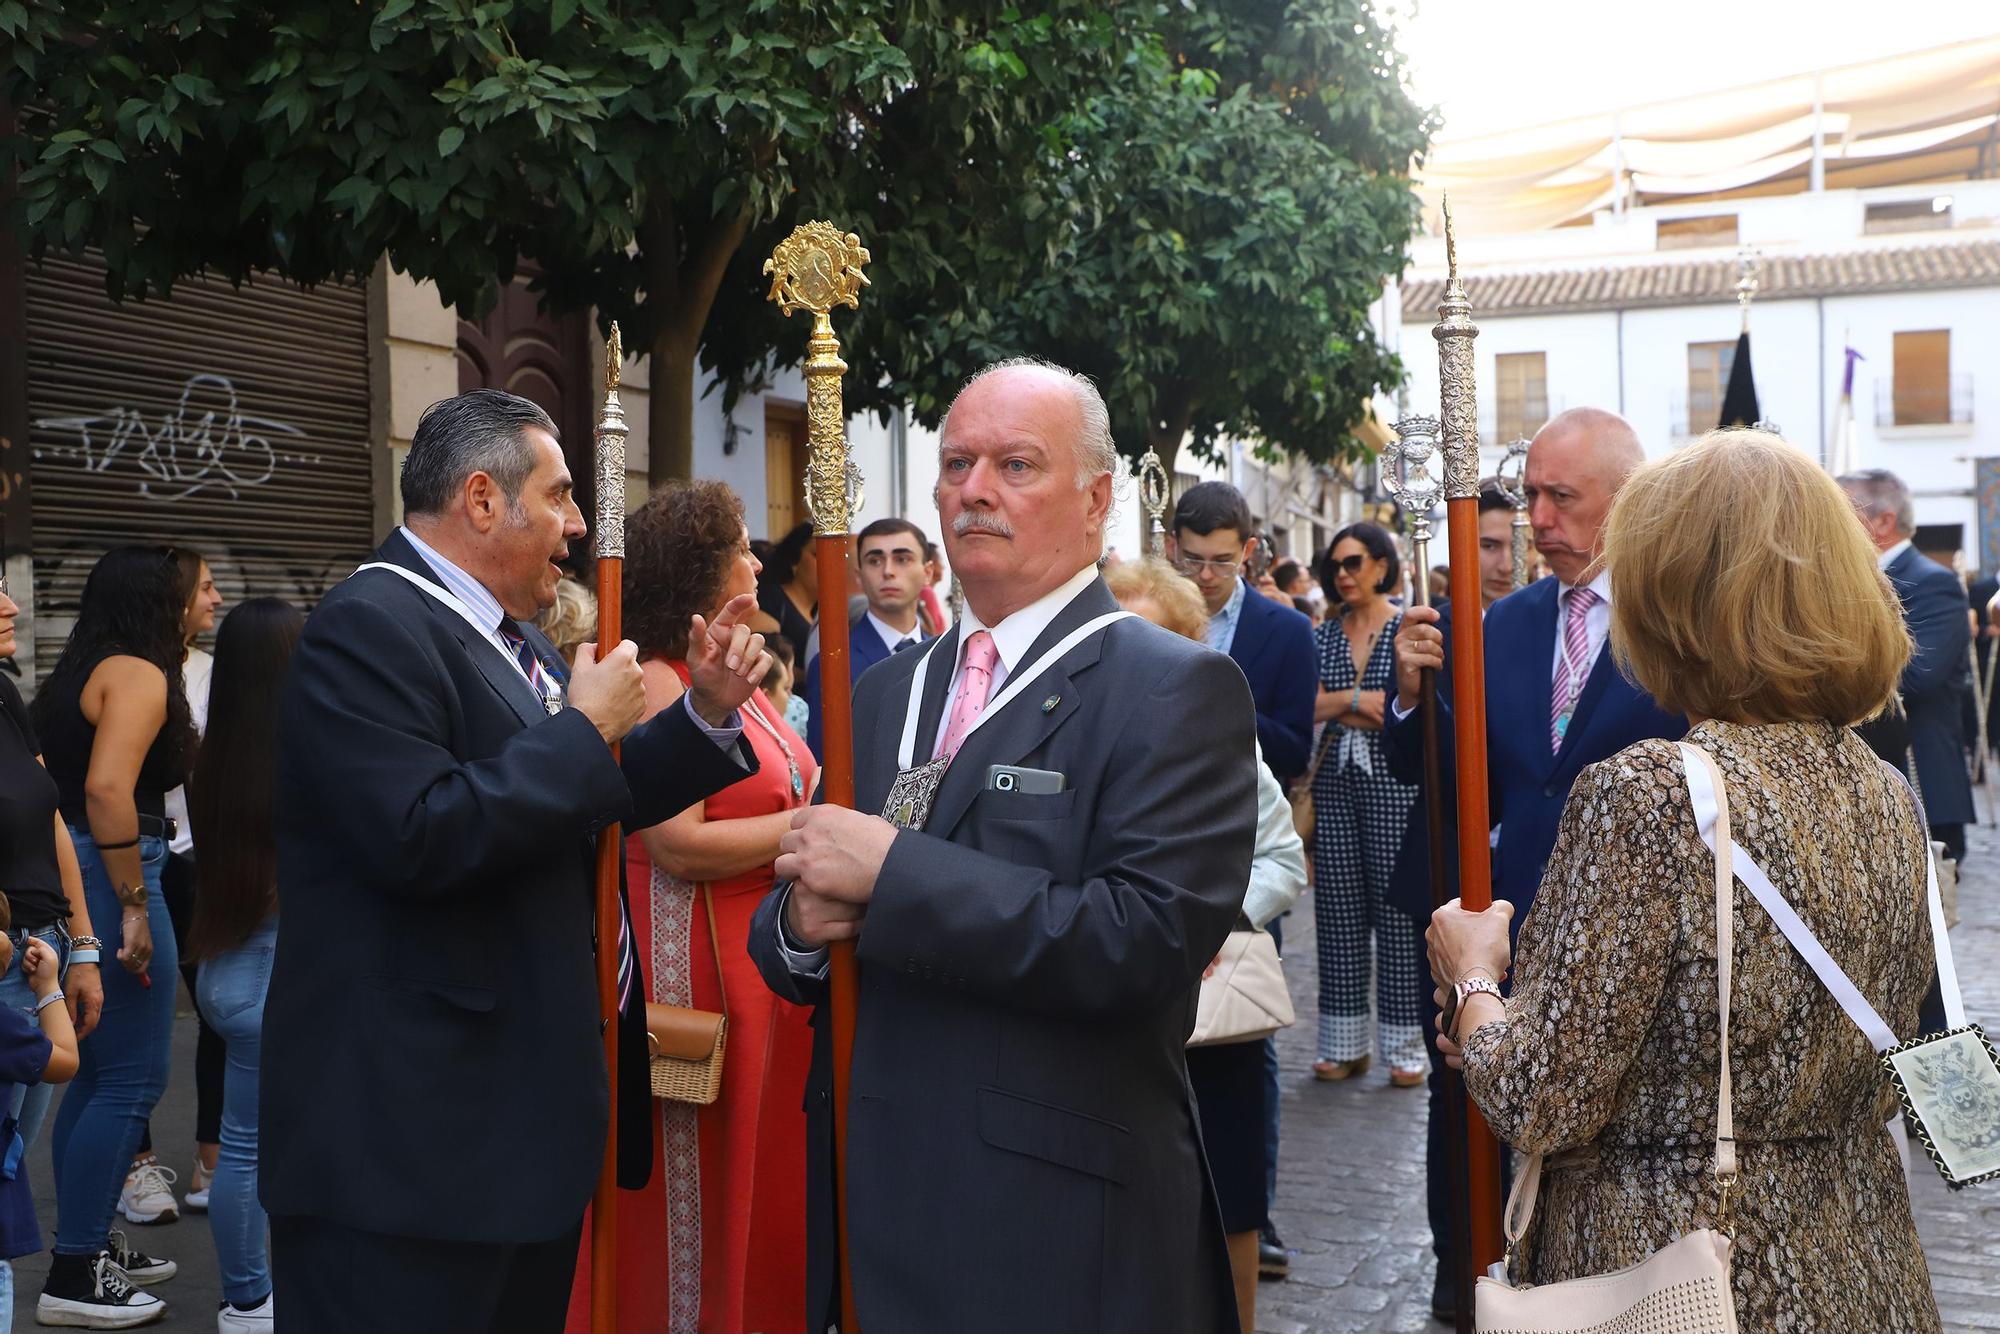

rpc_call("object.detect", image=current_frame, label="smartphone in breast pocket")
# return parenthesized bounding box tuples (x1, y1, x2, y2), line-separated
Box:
(985, 765, 1067, 795)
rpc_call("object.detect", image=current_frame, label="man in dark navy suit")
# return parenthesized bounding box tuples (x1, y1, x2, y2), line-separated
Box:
(1842, 468, 1975, 862)
(1166, 479, 1316, 1279)
(1389, 407, 1684, 1321)
(1167, 482, 1317, 785)
(801, 516, 934, 759)
(264, 390, 773, 1333)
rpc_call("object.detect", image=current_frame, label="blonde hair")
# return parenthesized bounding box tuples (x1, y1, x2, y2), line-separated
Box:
(536, 576, 598, 669)
(1603, 429, 1910, 725)
(1103, 557, 1208, 642)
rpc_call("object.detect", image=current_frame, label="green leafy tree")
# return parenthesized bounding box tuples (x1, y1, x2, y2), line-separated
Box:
(801, 0, 1435, 475)
(3, 0, 1140, 482)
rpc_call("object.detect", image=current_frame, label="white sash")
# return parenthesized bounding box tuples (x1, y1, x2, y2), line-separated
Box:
(353, 561, 556, 708)
(896, 612, 1134, 770)
(1678, 742, 1966, 1048)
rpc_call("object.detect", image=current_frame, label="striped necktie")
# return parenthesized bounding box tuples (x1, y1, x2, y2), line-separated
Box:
(498, 619, 637, 1012)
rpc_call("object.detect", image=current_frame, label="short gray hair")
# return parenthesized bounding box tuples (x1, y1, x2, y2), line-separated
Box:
(950, 357, 1117, 489)
(402, 389, 556, 516)
(1838, 467, 1914, 536)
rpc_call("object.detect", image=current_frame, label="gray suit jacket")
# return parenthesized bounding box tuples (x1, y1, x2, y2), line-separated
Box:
(751, 575, 1258, 1333)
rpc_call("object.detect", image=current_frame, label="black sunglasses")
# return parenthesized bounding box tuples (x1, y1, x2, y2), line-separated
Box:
(1329, 554, 1373, 575)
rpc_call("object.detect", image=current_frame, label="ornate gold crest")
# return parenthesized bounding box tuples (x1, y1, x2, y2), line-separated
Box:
(763, 222, 871, 318)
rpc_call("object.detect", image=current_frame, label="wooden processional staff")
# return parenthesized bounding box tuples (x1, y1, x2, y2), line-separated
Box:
(591, 323, 629, 1334)
(1381, 414, 1476, 1334)
(765, 220, 871, 1334)
(1433, 198, 1507, 1273)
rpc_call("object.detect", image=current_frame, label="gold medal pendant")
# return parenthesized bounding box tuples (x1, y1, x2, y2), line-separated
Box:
(882, 756, 950, 832)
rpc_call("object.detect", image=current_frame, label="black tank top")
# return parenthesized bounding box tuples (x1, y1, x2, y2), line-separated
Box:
(39, 650, 185, 827)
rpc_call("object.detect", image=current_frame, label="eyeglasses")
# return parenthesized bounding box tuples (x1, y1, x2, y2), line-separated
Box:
(1174, 554, 1243, 577)
(1328, 554, 1374, 575)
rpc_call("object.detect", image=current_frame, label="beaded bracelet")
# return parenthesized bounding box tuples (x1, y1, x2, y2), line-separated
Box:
(68, 935, 103, 951)
(34, 990, 65, 1014)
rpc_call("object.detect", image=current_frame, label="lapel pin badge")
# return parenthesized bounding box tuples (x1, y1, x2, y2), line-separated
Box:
(1042, 694, 1060, 713)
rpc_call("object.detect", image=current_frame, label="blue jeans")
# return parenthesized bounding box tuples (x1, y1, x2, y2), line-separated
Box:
(49, 830, 173, 1256)
(0, 922, 70, 1154)
(0, 1256, 13, 1333)
(196, 916, 276, 1306)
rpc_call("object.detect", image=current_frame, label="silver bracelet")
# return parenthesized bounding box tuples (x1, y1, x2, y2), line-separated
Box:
(66, 949, 101, 966)
(34, 990, 65, 1014)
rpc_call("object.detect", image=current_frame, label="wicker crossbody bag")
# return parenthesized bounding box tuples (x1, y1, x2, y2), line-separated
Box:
(645, 884, 728, 1106)
(1473, 742, 1744, 1333)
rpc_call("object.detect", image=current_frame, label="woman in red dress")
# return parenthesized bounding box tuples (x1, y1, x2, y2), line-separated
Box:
(568, 482, 815, 1334)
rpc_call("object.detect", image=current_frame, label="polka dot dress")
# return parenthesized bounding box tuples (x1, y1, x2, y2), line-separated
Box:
(1310, 611, 1425, 1070)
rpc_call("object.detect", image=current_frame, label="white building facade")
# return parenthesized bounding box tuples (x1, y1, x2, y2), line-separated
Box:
(1393, 180, 2000, 564)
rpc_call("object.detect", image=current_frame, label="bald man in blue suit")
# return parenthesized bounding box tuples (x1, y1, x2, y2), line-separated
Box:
(1387, 408, 1684, 1322)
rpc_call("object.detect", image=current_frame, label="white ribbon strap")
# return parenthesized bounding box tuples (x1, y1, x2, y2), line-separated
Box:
(354, 562, 549, 701)
(1681, 743, 1896, 1054)
(1680, 744, 1738, 1184)
(896, 612, 1134, 770)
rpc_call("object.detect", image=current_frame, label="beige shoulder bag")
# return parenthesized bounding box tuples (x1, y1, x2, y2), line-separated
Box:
(1473, 743, 1740, 1333)
(1289, 724, 1339, 840)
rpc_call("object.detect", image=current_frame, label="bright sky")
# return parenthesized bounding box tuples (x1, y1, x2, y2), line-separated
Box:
(1391, 0, 1999, 141)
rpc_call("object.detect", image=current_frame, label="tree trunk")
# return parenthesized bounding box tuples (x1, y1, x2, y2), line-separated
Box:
(648, 327, 697, 487)
(637, 191, 759, 487)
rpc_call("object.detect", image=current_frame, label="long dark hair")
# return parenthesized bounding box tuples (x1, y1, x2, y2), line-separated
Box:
(186, 598, 303, 958)
(168, 546, 209, 650)
(32, 545, 197, 772)
(762, 521, 814, 587)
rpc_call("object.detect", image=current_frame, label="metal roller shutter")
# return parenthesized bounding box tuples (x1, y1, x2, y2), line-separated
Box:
(23, 251, 373, 686)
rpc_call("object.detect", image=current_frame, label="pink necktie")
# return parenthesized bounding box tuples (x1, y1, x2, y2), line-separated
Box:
(1550, 586, 1600, 752)
(937, 630, 1000, 761)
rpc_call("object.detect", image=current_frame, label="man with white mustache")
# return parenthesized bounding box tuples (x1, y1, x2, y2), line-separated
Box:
(752, 357, 1260, 1332)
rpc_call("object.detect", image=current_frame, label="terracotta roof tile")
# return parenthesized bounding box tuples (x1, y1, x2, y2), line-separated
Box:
(1400, 238, 2000, 319)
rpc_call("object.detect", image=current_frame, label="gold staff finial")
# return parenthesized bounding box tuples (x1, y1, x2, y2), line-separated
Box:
(595, 320, 629, 559)
(765, 222, 870, 535)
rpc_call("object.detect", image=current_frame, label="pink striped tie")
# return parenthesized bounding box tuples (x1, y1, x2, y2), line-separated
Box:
(1550, 586, 1600, 753)
(937, 631, 999, 762)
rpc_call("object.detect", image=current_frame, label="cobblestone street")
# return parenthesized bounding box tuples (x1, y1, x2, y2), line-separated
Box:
(1260, 822, 2000, 1333)
(14, 818, 2000, 1329)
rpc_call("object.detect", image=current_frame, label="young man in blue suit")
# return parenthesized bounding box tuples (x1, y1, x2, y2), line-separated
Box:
(1166, 479, 1316, 1280)
(801, 517, 934, 759)
(1388, 407, 1684, 1322)
(1842, 468, 1975, 862)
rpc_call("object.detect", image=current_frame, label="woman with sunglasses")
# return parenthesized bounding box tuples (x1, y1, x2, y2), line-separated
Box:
(1307, 523, 1427, 1087)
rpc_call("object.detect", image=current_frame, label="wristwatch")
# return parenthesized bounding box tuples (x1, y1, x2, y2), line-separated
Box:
(1450, 973, 1503, 1042)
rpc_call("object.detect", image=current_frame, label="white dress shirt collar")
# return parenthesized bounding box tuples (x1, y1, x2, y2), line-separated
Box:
(865, 609, 920, 656)
(1559, 567, 1613, 605)
(952, 563, 1102, 684)
(1878, 538, 1913, 572)
(400, 524, 509, 634)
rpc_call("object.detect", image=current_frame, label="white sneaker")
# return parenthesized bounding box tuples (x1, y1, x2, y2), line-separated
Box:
(34, 1251, 166, 1327)
(185, 1157, 214, 1213)
(117, 1160, 179, 1225)
(216, 1293, 274, 1332)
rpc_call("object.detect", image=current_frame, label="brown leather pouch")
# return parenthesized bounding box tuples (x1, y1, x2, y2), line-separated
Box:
(643, 886, 729, 1105)
(645, 1003, 725, 1061)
